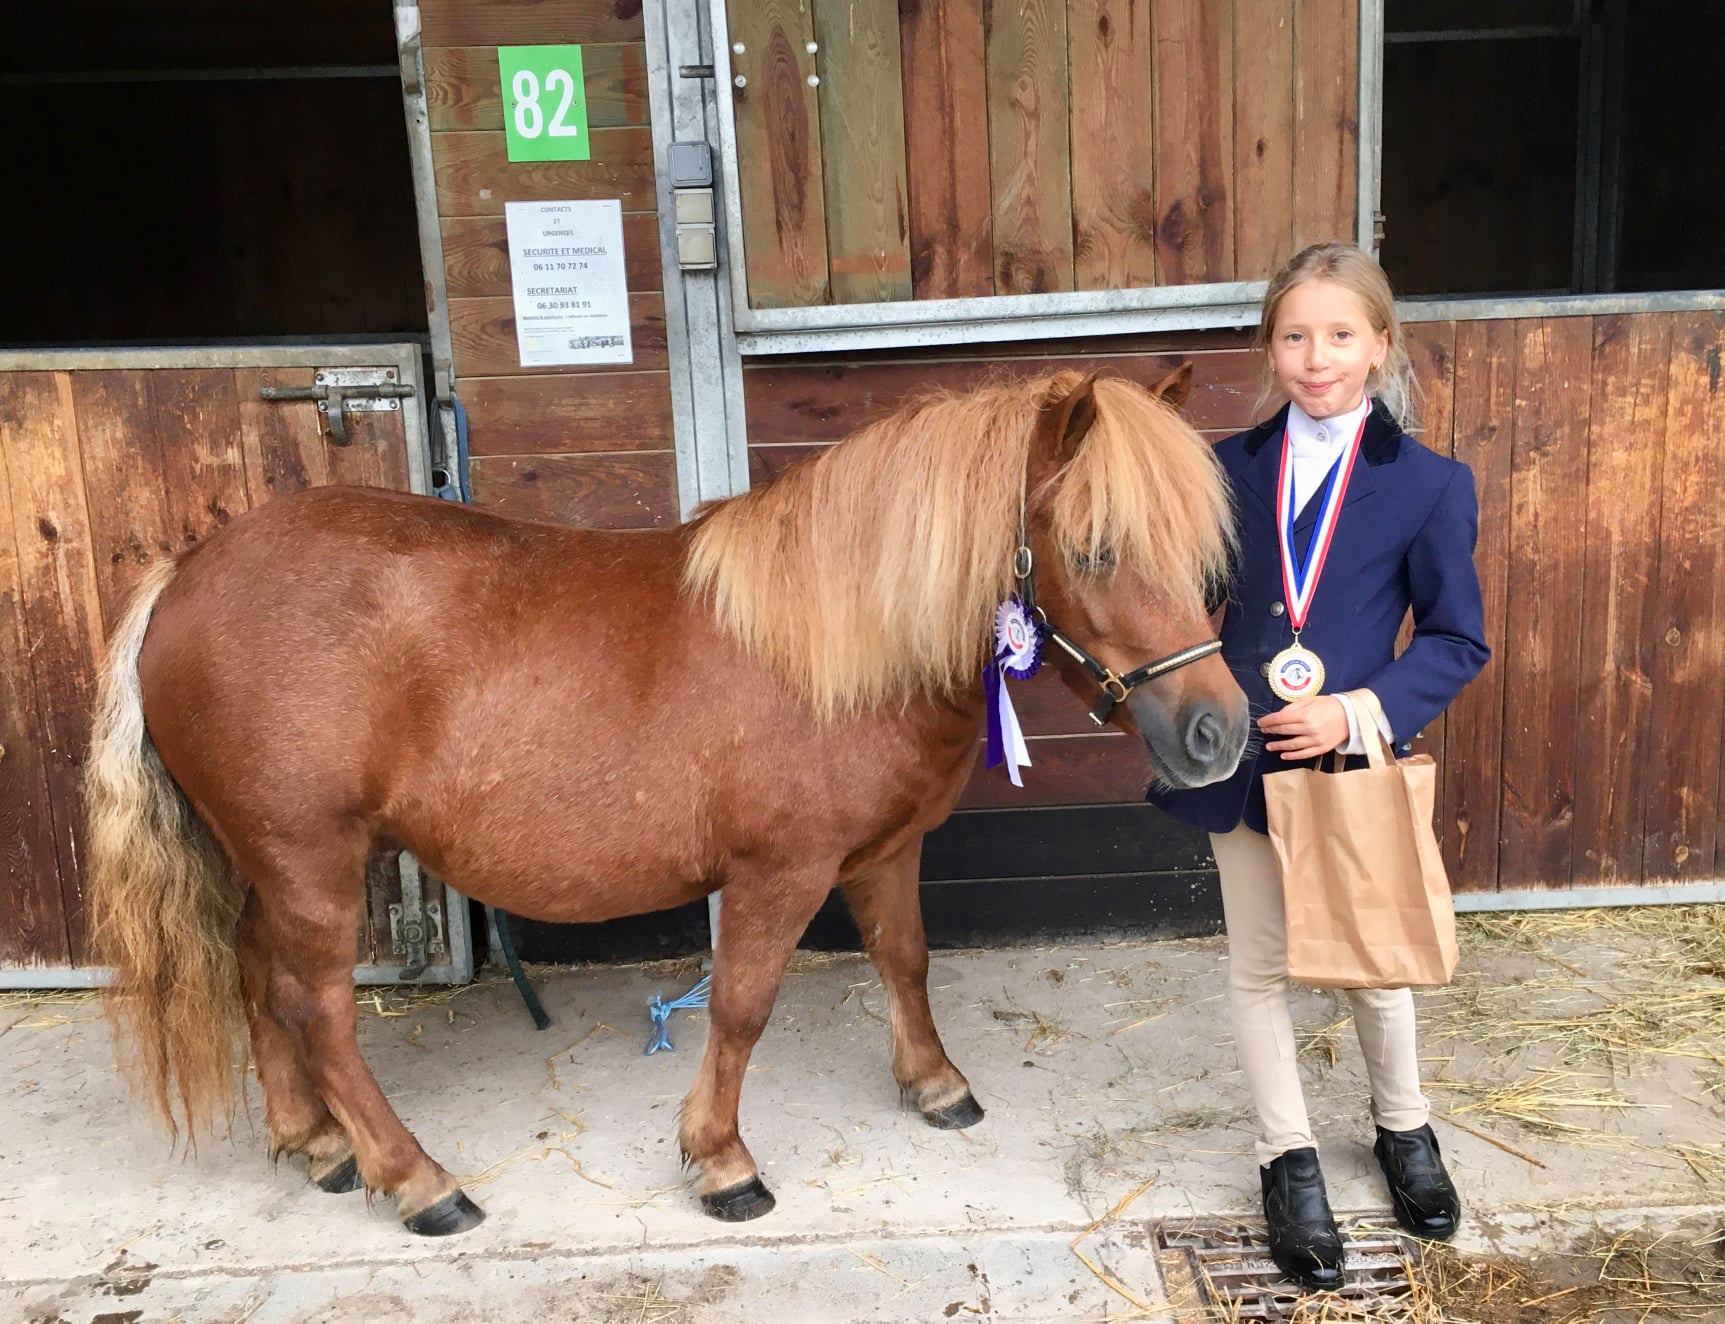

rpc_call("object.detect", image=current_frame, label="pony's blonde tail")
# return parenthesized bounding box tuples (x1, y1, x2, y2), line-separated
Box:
(86, 559, 244, 1141)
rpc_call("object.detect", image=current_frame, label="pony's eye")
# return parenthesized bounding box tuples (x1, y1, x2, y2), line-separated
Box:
(1073, 545, 1116, 573)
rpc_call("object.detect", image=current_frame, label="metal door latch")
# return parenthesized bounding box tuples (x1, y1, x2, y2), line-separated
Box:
(389, 899, 446, 979)
(389, 853, 446, 981)
(258, 368, 416, 445)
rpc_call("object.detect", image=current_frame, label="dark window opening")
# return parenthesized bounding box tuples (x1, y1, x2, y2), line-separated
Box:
(1380, 0, 1725, 299)
(0, 1, 427, 345)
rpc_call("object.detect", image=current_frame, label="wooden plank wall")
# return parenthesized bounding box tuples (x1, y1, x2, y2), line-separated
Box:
(421, 0, 679, 528)
(741, 310, 1725, 893)
(728, 0, 1357, 309)
(1409, 311, 1725, 894)
(0, 369, 411, 969)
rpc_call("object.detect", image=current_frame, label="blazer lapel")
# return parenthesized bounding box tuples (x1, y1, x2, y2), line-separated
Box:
(1236, 406, 1289, 518)
(1290, 402, 1397, 535)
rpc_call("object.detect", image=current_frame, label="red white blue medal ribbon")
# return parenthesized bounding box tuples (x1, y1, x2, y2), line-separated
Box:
(1265, 406, 1368, 702)
(1274, 407, 1369, 634)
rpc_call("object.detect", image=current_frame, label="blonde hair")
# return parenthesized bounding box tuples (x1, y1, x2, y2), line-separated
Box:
(684, 372, 1234, 716)
(1254, 241, 1419, 428)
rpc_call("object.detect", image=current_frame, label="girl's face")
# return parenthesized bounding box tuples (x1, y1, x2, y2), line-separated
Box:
(1266, 278, 1390, 419)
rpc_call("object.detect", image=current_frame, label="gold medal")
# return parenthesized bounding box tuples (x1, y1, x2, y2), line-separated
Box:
(1267, 640, 1325, 701)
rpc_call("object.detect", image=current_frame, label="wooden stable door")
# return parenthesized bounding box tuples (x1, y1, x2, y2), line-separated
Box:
(722, 0, 1360, 308)
(0, 346, 467, 984)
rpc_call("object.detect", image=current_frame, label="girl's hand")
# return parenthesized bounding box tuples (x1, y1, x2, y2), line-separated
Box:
(1258, 696, 1350, 761)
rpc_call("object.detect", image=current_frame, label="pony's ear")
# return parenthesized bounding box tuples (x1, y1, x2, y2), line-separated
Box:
(1149, 360, 1194, 410)
(1037, 372, 1099, 470)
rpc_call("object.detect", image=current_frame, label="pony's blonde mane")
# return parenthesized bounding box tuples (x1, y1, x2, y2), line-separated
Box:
(683, 370, 1233, 714)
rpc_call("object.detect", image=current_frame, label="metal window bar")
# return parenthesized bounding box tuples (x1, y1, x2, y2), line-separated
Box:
(1383, 26, 1579, 43)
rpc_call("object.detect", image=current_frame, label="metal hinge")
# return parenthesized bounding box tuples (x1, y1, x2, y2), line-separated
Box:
(389, 853, 446, 981)
(258, 367, 416, 445)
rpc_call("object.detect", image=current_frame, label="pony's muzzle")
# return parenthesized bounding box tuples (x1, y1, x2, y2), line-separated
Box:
(1128, 688, 1249, 789)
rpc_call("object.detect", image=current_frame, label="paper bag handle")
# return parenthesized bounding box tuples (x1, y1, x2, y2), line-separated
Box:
(1330, 688, 1396, 771)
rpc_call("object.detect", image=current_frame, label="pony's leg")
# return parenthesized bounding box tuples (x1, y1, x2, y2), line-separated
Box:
(843, 840, 981, 1128)
(678, 866, 832, 1221)
(236, 892, 359, 1193)
(252, 840, 483, 1236)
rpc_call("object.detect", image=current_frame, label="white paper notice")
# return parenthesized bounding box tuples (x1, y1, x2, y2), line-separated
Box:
(504, 199, 633, 367)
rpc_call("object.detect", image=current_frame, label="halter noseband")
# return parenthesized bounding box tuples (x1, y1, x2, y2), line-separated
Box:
(1013, 515, 1223, 728)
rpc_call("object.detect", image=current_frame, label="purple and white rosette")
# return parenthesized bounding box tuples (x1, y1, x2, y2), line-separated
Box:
(984, 596, 1043, 787)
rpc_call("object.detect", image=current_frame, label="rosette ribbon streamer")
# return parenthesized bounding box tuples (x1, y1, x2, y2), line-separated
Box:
(983, 596, 1043, 787)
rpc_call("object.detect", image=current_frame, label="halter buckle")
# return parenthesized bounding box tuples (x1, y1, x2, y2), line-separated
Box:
(1101, 674, 1130, 703)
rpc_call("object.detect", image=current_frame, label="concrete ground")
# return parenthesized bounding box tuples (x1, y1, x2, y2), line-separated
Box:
(5, 909, 1725, 1322)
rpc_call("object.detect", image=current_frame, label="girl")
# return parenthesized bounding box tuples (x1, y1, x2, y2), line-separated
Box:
(1148, 242, 1489, 1290)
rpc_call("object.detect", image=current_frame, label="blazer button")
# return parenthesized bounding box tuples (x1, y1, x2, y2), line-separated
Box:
(1269, 601, 1286, 617)
(1259, 662, 1272, 678)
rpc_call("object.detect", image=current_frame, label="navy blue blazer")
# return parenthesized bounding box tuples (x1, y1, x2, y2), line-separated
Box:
(1148, 401, 1490, 835)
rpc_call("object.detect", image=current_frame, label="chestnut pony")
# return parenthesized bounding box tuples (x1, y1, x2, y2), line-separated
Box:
(86, 368, 1248, 1236)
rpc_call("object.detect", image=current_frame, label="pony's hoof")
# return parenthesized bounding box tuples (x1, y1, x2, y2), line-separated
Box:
(924, 1093, 985, 1130)
(310, 1154, 363, 1194)
(701, 1176, 776, 1222)
(402, 1190, 486, 1236)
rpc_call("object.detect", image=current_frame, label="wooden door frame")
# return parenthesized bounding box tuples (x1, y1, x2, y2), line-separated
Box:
(0, 341, 475, 988)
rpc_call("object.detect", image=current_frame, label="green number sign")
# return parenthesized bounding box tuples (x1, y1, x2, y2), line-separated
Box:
(499, 45, 590, 162)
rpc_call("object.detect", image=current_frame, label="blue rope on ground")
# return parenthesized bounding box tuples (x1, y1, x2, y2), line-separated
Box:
(645, 974, 711, 1055)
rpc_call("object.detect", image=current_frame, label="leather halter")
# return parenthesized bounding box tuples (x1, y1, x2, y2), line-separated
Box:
(1013, 516, 1223, 728)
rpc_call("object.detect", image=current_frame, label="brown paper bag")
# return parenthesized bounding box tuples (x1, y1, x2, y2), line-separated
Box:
(1262, 689, 1458, 989)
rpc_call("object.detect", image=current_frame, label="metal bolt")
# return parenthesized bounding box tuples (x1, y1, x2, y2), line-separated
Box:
(807, 74, 819, 87)
(316, 372, 326, 383)
(734, 74, 747, 88)
(386, 369, 396, 379)
(732, 42, 745, 54)
(806, 41, 818, 54)
(389, 400, 400, 410)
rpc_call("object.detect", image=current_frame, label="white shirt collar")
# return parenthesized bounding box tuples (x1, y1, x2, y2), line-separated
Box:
(1287, 396, 1372, 455)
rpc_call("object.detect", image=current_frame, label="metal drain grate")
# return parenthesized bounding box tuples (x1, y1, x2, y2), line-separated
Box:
(1155, 1221, 1417, 1320)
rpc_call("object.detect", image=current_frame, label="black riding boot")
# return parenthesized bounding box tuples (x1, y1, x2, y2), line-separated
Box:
(1374, 1123, 1461, 1240)
(1260, 1146, 1345, 1291)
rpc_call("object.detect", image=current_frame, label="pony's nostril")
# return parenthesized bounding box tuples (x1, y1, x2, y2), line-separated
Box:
(1186, 709, 1223, 762)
